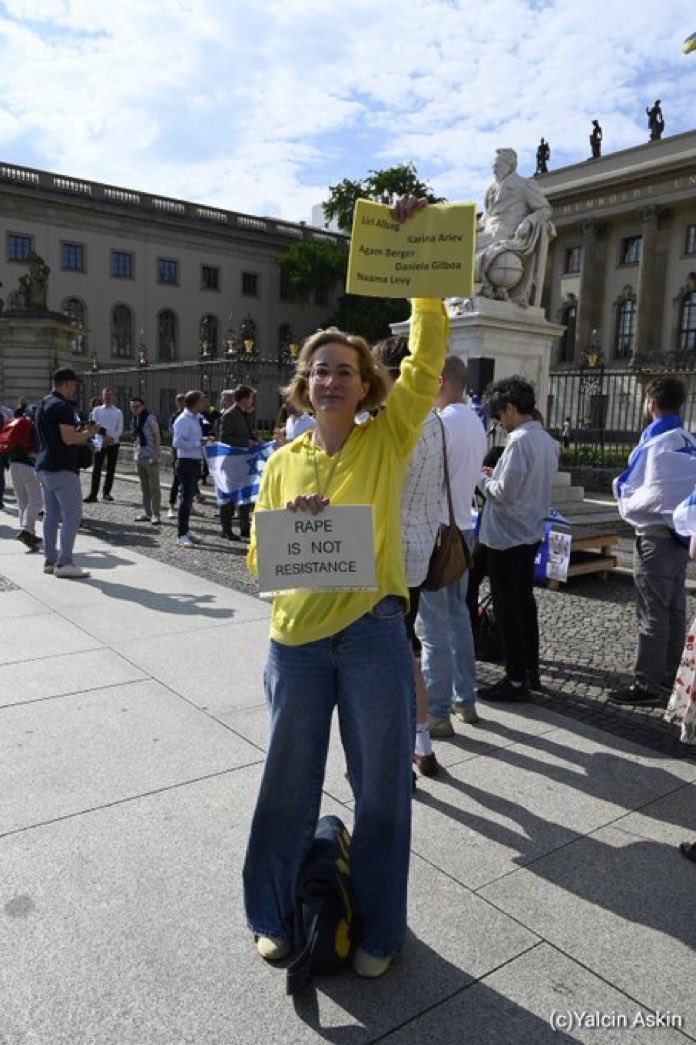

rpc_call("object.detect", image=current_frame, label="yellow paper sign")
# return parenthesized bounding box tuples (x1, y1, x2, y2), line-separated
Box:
(346, 200, 476, 299)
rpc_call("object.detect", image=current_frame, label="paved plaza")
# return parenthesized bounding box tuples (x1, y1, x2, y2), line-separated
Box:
(0, 485, 695, 1044)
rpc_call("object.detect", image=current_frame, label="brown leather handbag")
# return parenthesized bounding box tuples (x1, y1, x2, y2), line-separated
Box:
(421, 414, 472, 591)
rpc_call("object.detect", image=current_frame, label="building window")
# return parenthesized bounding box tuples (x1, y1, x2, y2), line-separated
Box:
(158, 309, 178, 361)
(61, 242, 85, 272)
(564, 247, 582, 275)
(242, 271, 259, 296)
(7, 232, 33, 262)
(111, 304, 134, 358)
(678, 292, 696, 352)
(158, 258, 179, 285)
(615, 295, 636, 358)
(201, 264, 220, 291)
(199, 314, 219, 357)
(61, 297, 87, 354)
(620, 236, 641, 266)
(314, 284, 329, 306)
(279, 275, 292, 301)
(686, 225, 696, 257)
(559, 302, 577, 362)
(111, 250, 134, 279)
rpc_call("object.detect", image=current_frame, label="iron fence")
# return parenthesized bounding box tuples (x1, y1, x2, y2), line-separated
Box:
(77, 353, 296, 437)
(547, 365, 696, 450)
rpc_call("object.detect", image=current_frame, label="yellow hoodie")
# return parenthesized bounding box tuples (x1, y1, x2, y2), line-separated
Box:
(247, 297, 449, 645)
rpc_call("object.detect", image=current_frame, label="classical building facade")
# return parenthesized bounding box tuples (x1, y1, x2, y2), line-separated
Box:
(0, 161, 344, 369)
(539, 129, 696, 367)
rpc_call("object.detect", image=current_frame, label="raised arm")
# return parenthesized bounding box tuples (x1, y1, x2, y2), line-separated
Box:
(378, 297, 449, 455)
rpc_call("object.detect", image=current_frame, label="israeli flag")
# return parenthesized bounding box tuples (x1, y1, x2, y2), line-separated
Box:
(205, 440, 276, 506)
(614, 417, 696, 530)
(673, 487, 696, 538)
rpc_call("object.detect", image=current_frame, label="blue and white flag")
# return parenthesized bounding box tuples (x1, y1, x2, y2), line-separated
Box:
(535, 510, 572, 585)
(614, 416, 696, 530)
(673, 487, 696, 538)
(205, 440, 276, 507)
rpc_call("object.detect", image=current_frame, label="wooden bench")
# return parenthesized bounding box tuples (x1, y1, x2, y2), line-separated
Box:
(547, 533, 619, 590)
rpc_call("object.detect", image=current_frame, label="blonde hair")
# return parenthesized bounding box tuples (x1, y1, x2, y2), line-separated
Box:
(284, 327, 387, 413)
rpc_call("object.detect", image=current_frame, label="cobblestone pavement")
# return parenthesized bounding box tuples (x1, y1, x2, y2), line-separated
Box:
(0, 572, 18, 591)
(21, 471, 695, 762)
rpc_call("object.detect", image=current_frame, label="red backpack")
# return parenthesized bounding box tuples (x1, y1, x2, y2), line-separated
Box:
(0, 416, 36, 456)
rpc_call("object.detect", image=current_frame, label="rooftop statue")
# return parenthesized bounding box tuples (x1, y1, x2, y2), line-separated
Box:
(455, 147, 556, 308)
(535, 137, 550, 175)
(589, 119, 602, 159)
(646, 99, 664, 141)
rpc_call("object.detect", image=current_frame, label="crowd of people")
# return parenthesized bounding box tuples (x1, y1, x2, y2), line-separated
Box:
(1, 198, 695, 980)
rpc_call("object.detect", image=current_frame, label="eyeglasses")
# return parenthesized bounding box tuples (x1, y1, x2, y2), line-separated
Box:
(309, 364, 361, 383)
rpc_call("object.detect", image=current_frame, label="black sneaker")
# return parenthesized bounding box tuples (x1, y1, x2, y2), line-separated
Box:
(478, 677, 530, 702)
(608, 684, 661, 706)
(83, 496, 97, 503)
(527, 672, 544, 692)
(102, 494, 114, 502)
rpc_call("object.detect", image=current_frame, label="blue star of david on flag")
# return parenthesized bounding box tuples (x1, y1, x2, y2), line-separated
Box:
(205, 440, 276, 506)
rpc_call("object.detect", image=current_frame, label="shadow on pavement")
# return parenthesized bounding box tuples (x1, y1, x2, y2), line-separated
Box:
(291, 937, 578, 1045)
(82, 578, 236, 619)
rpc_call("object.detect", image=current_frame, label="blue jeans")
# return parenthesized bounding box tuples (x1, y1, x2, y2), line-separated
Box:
(417, 531, 477, 718)
(38, 470, 82, 567)
(243, 596, 415, 957)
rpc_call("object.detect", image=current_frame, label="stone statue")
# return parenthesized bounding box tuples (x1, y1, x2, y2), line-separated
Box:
(646, 99, 664, 141)
(589, 120, 602, 159)
(535, 137, 550, 175)
(466, 147, 556, 307)
(5, 252, 50, 312)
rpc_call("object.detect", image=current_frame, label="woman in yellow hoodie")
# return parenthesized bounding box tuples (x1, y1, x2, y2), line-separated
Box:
(243, 197, 448, 978)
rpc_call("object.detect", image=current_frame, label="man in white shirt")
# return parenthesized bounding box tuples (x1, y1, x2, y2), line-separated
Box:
(416, 356, 487, 736)
(172, 390, 205, 547)
(477, 376, 559, 702)
(84, 387, 123, 503)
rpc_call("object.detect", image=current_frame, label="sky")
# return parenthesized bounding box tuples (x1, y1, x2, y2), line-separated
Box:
(0, 0, 693, 224)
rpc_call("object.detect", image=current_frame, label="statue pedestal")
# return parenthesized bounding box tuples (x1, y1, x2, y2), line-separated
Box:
(0, 314, 75, 404)
(393, 296, 564, 413)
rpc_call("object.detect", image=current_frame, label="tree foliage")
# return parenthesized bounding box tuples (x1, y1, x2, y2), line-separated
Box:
(279, 162, 445, 342)
(323, 162, 444, 234)
(278, 240, 347, 306)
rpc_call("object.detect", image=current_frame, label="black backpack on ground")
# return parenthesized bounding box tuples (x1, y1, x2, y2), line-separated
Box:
(286, 814, 355, 995)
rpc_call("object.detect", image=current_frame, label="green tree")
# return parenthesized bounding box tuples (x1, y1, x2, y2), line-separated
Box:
(279, 163, 445, 341)
(323, 163, 444, 233)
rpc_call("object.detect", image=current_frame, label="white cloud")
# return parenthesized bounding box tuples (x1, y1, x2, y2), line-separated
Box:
(0, 0, 693, 220)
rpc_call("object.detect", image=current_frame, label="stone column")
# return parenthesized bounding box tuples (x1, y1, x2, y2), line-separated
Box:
(576, 220, 608, 359)
(631, 203, 660, 359)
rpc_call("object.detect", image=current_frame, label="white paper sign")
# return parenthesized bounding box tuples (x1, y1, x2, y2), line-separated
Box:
(547, 530, 572, 583)
(255, 505, 377, 597)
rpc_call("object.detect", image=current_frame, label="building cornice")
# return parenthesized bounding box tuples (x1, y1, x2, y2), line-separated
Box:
(0, 160, 347, 250)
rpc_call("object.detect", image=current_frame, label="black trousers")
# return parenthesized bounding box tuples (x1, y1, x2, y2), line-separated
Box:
(176, 459, 200, 537)
(221, 501, 252, 538)
(89, 444, 120, 497)
(484, 542, 540, 683)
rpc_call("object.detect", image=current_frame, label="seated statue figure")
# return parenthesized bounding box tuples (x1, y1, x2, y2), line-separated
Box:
(473, 147, 556, 307)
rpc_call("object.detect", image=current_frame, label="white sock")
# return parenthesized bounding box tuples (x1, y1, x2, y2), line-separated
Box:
(415, 722, 433, 757)
(509, 679, 523, 688)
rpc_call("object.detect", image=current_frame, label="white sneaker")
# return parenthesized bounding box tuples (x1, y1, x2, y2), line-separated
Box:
(167, 506, 175, 519)
(177, 535, 194, 548)
(134, 514, 150, 522)
(54, 564, 91, 579)
(151, 516, 161, 526)
(43, 562, 55, 574)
